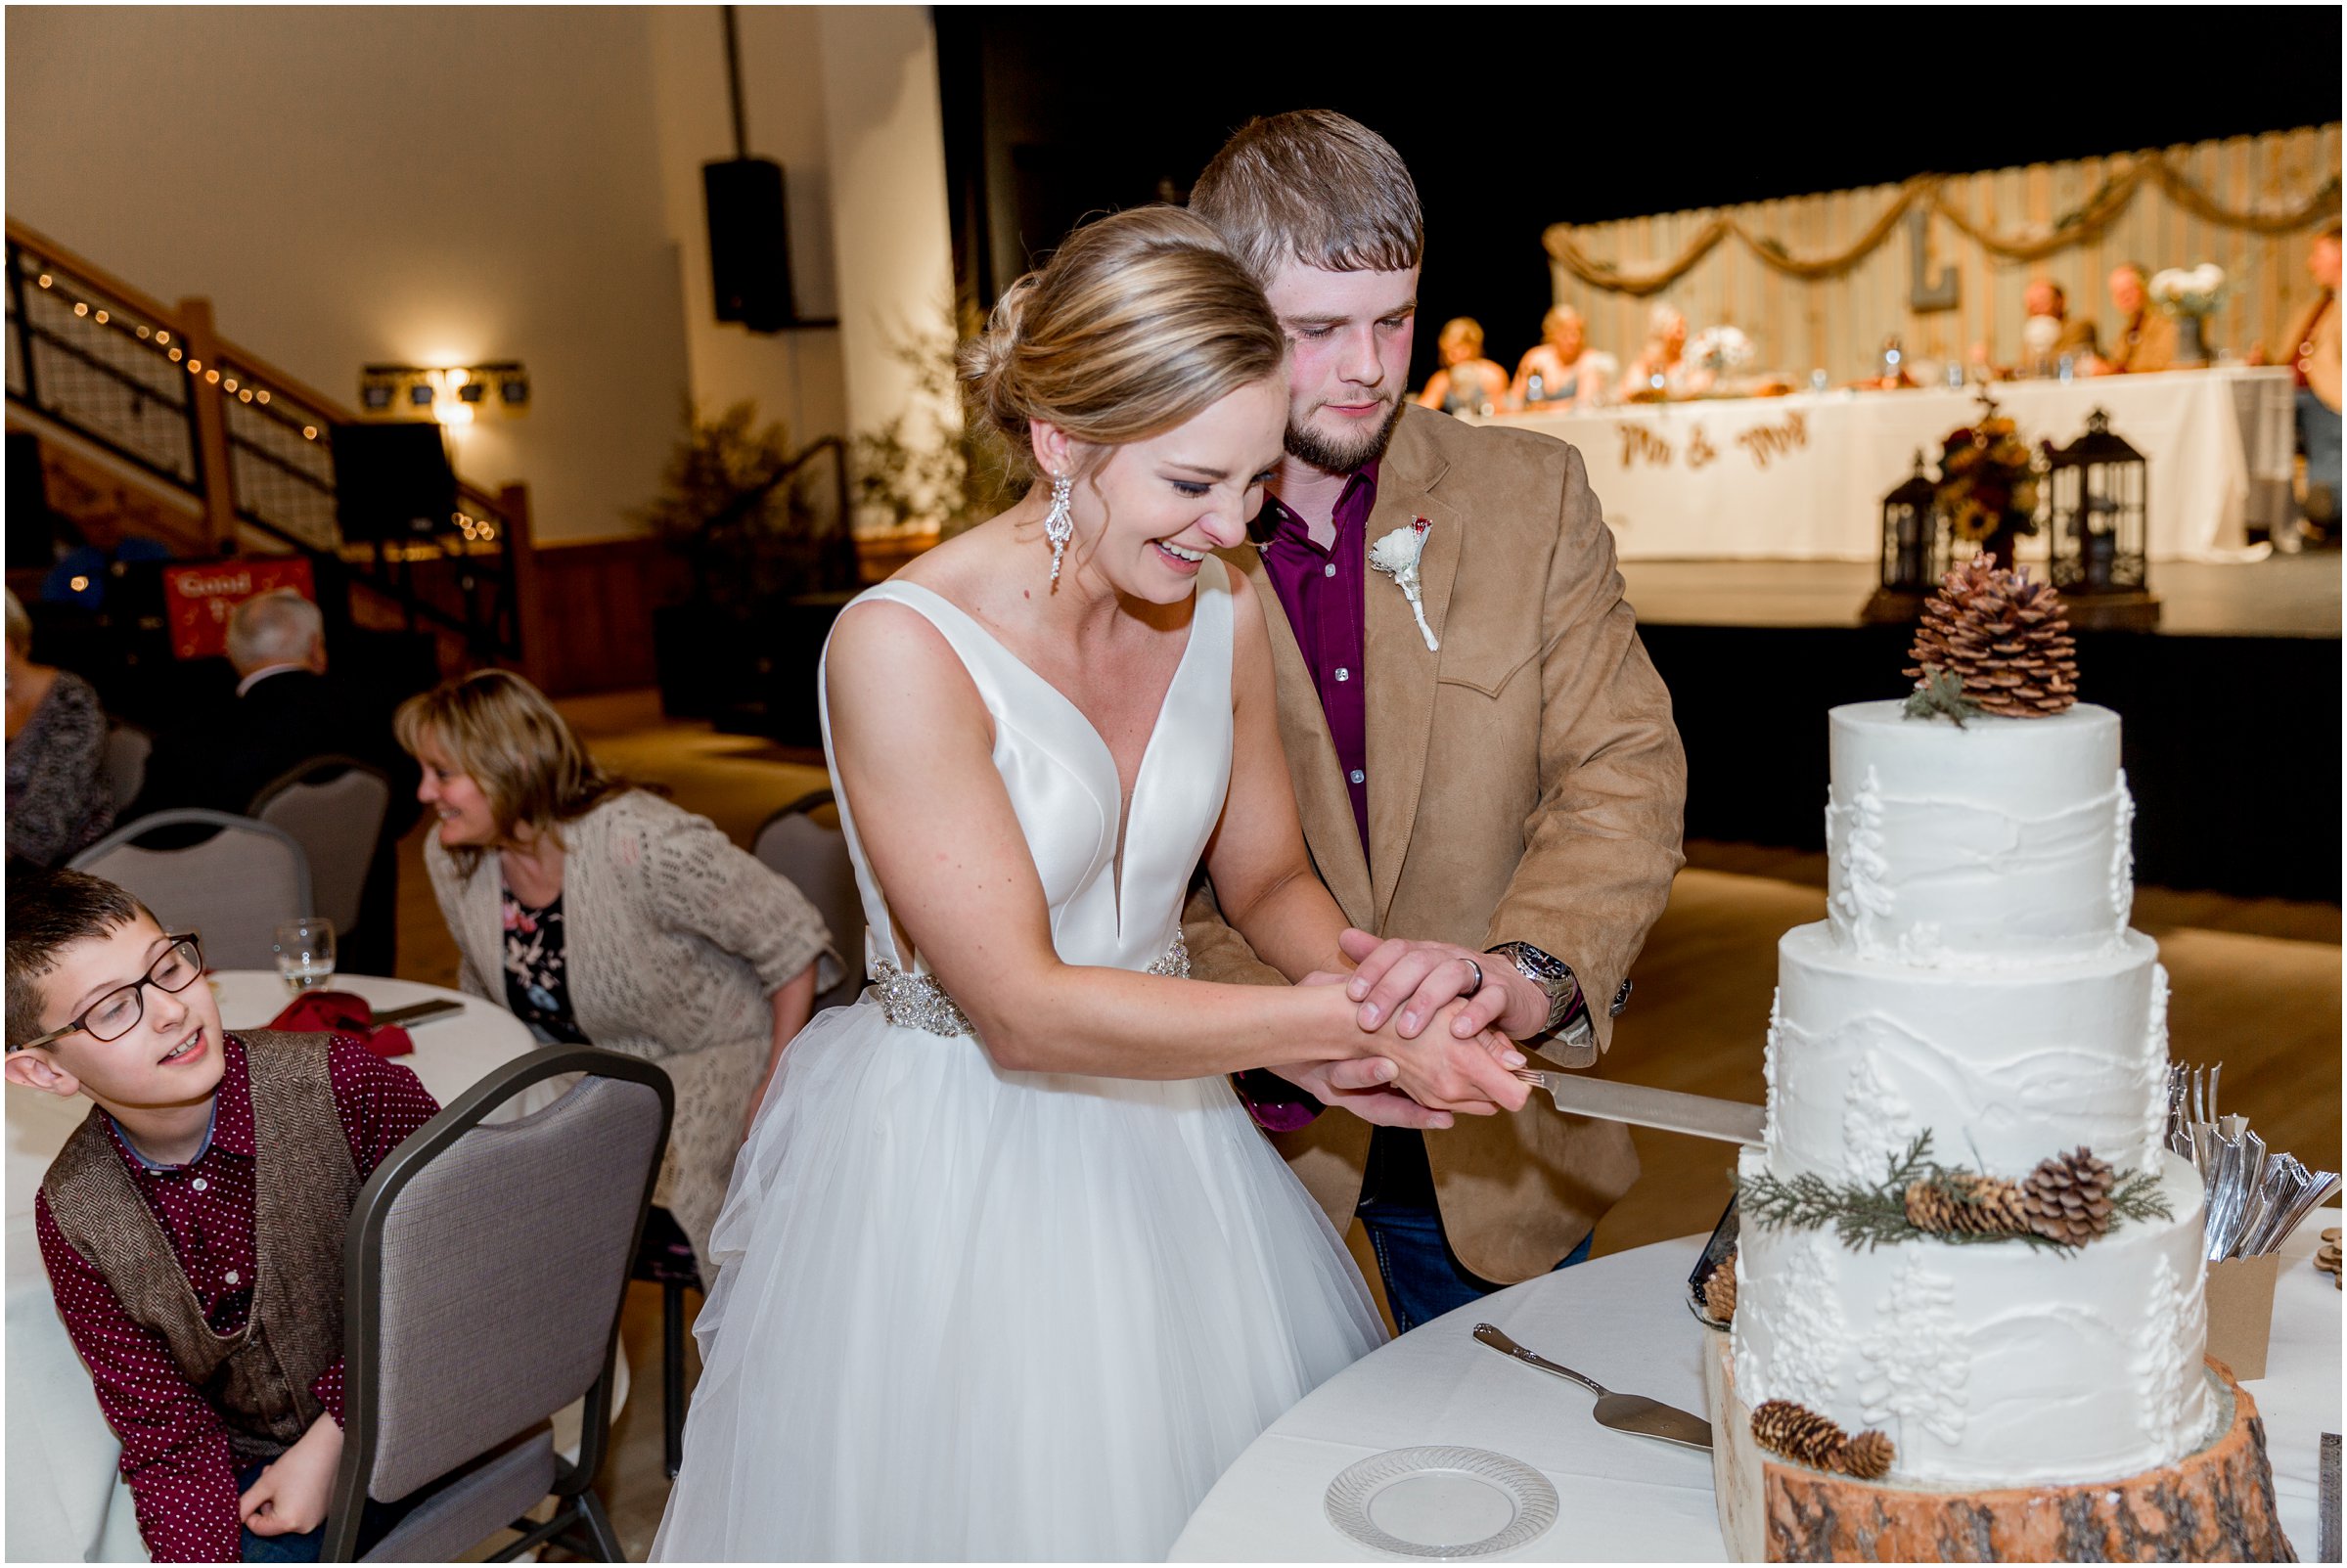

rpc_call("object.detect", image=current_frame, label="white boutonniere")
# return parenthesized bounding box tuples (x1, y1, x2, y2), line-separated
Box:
(1368, 517, 1439, 651)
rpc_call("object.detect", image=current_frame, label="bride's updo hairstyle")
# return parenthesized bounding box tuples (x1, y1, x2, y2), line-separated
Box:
(961, 206, 1285, 480)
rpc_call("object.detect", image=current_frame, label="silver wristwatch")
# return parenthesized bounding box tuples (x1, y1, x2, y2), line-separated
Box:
(1485, 940, 1597, 1063)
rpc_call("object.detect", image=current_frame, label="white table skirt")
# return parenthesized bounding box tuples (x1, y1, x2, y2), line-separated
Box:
(5, 972, 544, 1564)
(1171, 1210, 2340, 1561)
(1477, 366, 2294, 565)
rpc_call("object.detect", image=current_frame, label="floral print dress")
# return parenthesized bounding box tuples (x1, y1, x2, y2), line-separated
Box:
(501, 888, 592, 1046)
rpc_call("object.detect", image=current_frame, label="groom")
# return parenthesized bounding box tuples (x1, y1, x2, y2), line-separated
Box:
(1184, 111, 1688, 1331)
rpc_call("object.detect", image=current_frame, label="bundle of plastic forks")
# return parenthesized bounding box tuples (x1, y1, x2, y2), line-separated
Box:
(2166, 1061, 2341, 1263)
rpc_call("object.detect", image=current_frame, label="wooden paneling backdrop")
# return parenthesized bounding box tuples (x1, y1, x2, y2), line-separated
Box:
(1548, 126, 2342, 384)
(519, 537, 684, 696)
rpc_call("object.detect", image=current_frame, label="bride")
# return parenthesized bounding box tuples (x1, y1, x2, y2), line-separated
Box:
(652, 206, 1531, 1562)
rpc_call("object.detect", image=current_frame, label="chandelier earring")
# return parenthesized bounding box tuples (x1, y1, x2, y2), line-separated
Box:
(1043, 471, 1074, 584)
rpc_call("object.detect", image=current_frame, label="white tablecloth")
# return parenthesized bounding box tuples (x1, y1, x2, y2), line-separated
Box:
(1171, 1211, 2341, 1561)
(1479, 367, 2295, 565)
(5, 972, 541, 1564)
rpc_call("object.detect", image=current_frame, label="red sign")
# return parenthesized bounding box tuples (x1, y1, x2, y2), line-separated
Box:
(160, 558, 318, 660)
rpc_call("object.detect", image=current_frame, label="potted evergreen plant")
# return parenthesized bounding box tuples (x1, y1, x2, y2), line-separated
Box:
(639, 399, 858, 740)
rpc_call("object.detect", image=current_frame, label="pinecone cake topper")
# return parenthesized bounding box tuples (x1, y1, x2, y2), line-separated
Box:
(1903, 1171, 2030, 1237)
(1702, 1249, 1738, 1322)
(1903, 554, 2079, 725)
(2022, 1147, 2116, 1245)
(1751, 1401, 1897, 1479)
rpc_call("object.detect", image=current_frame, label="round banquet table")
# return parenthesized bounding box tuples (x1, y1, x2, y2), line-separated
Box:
(3, 970, 595, 1564)
(1171, 1213, 2341, 1561)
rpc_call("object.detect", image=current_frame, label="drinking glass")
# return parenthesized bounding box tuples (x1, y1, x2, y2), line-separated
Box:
(274, 918, 337, 994)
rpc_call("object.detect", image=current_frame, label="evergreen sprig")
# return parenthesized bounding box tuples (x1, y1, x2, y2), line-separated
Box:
(1739, 1132, 2172, 1252)
(1901, 667, 1982, 729)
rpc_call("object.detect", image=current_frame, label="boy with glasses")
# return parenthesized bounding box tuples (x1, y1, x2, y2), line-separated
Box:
(6, 870, 437, 1561)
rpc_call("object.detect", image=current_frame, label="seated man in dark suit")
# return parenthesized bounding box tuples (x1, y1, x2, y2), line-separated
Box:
(128, 590, 421, 971)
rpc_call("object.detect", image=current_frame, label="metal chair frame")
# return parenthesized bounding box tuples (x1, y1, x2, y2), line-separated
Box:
(248, 753, 394, 938)
(68, 809, 316, 950)
(321, 1046, 673, 1562)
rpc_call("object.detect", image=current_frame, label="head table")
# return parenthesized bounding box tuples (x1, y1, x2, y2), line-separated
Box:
(1171, 1213, 2338, 1561)
(1471, 366, 2294, 565)
(2, 970, 622, 1564)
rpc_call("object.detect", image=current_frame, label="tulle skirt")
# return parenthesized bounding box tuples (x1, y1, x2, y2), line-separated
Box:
(650, 996, 1385, 1562)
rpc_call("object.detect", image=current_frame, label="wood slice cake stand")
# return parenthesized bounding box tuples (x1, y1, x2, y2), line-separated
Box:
(1704, 1330, 2295, 1561)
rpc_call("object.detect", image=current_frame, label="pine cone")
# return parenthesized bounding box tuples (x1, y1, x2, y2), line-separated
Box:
(1751, 1401, 1845, 1469)
(1842, 1429, 1896, 1480)
(2022, 1147, 2116, 1245)
(1905, 555, 2079, 719)
(1703, 1251, 1738, 1322)
(1903, 1172, 2030, 1236)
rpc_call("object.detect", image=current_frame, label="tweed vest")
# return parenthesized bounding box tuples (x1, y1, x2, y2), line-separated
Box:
(41, 1030, 359, 1464)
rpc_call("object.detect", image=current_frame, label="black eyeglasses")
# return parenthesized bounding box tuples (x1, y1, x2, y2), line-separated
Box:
(14, 936, 205, 1052)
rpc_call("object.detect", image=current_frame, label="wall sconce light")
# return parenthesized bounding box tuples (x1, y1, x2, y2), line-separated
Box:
(360, 362, 530, 430)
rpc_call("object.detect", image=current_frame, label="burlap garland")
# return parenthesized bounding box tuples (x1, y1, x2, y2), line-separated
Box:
(1544, 155, 2342, 297)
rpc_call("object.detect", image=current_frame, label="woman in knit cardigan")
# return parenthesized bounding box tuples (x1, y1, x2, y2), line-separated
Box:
(395, 671, 837, 1266)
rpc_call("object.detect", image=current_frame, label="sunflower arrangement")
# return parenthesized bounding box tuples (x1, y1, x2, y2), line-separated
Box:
(1934, 398, 2040, 547)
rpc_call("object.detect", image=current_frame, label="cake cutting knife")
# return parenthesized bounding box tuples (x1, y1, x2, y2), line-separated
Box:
(1512, 1069, 1766, 1146)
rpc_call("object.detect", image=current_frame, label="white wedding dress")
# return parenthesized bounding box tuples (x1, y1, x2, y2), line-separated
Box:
(652, 557, 1384, 1562)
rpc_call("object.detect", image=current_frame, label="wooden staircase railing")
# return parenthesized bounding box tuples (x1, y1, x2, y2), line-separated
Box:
(4, 216, 530, 669)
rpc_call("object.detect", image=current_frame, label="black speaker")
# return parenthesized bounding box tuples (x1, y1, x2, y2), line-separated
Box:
(332, 423, 457, 545)
(8, 430, 61, 568)
(704, 157, 795, 332)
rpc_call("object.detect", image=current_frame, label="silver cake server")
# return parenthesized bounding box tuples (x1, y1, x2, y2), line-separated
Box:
(1472, 1323, 1713, 1451)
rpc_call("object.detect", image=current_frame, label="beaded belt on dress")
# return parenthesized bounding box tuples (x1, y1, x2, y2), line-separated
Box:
(868, 934, 1192, 1037)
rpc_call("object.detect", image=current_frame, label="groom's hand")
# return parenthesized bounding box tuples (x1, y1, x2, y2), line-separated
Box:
(1338, 929, 1549, 1042)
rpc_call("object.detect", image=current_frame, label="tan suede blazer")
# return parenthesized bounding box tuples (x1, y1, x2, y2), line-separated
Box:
(1184, 404, 1687, 1282)
(2106, 309, 2179, 374)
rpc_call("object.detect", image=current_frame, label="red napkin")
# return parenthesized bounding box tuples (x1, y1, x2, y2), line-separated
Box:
(267, 990, 414, 1058)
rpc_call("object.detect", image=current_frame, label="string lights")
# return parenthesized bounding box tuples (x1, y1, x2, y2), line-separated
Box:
(26, 263, 321, 440)
(19, 252, 516, 553)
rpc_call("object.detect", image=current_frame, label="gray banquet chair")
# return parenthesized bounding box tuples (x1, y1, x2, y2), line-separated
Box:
(249, 755, 392, 940)
(752, 787, 866, 1013)
(101, 725, 152, 813)
(68, 810, 313, 971)
(321, 1045, 672, 1563)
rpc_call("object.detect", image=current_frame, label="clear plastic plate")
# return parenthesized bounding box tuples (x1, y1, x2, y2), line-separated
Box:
(1324, 1445, 1559, 1559)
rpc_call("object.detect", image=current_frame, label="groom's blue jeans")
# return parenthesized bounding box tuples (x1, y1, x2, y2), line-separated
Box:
(1355, 1128, 1594, 1334)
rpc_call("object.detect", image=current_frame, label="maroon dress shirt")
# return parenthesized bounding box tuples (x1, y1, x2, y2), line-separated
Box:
(1255, 464, 1379, 851)
(1234, 466, 1380, 1133)
(34, 1033, 439, 1563)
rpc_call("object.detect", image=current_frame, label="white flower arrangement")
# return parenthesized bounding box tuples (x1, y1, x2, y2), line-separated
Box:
(2148, 263, 2228, 318)
(1686, 325, 1758, 375)
(1368, 518, 1439, 651)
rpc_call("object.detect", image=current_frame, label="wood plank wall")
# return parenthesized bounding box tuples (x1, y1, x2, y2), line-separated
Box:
(523, 537, 685, 696)
(1549, 126, 2342, 383)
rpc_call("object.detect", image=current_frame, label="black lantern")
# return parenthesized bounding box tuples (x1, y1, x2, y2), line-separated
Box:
(1862, 451, 1950, 621)
(2046, 409, 2147, 595)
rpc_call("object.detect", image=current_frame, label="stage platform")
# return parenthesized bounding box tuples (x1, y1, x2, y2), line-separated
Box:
(1621, 555, 2342, 638)
(1620, 555, 2340, 904)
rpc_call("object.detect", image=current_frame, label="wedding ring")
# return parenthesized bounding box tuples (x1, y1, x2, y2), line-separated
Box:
(1463, 958, 1484, 995)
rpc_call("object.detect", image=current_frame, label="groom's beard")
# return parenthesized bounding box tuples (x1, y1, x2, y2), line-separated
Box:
(1285, 395, 1406, 478)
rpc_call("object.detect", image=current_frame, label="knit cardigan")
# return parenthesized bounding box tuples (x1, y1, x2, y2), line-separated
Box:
(423, 790, 840, 1261)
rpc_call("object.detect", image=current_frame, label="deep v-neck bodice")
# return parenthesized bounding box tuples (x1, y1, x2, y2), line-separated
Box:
(818, 558, 1236, 980)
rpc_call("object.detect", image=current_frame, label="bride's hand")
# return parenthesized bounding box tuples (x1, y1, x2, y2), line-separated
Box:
(1269, 1057, 1458, 1130)
(1362, 997, 1532, 1116)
